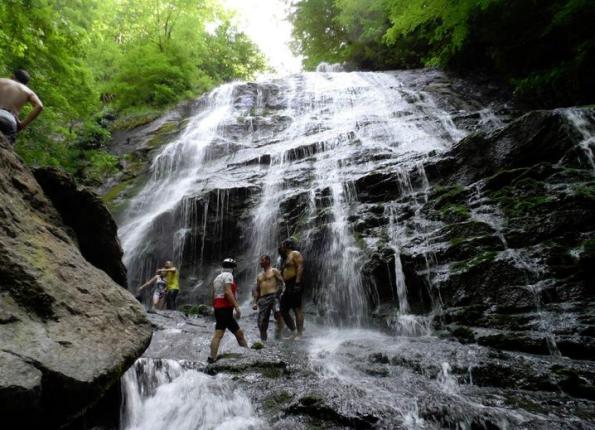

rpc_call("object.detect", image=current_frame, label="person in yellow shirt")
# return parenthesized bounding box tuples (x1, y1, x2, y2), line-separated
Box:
(158, 261, 179, 310)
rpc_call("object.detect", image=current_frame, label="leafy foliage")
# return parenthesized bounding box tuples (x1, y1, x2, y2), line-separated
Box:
(0, 0, 266, 182)
(290, 0, 595, 107)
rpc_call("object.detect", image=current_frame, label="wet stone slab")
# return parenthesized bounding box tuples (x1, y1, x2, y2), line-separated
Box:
(121, 311, 595, 429)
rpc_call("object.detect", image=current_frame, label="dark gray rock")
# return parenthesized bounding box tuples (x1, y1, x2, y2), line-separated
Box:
(33, 167, 128, 287)
(0, 137, 152, 428)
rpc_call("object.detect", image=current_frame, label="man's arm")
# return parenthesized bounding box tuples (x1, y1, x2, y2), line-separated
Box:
(18, 91, 43, 131)
(293, 251, 304, 283)
(273, 269, 285, 295)
(254, 276, 261, 301)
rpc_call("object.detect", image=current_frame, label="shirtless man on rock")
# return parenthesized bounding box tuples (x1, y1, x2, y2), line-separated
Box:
(279, 239, 305, 339)
(0, 70, 44, 145)
(253, 255, 284, 341)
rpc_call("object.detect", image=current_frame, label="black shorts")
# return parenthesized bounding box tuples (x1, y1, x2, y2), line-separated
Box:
(0, 109, 17, 145)
(214, 308, 240, 333)
(281, 280, 303, 310)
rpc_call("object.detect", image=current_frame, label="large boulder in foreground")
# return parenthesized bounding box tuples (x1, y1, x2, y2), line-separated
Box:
(33, 167, 128, 287)
(0, 137, 152, 428)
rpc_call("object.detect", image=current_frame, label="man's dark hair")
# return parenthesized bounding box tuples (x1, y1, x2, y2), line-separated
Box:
(260, 255, 271, 263)
(14, 69, 30, 85)
(282, 239, 296, 250)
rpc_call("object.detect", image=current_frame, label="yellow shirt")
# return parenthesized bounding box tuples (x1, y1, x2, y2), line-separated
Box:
(165, 271, 179, 291)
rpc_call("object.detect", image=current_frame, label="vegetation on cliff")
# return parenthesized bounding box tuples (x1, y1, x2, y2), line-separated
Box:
(290, 0, 595, 107)
(0, 0, 265, 182)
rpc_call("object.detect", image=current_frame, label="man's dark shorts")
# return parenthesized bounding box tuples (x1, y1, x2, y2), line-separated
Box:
(0, 109, 17, 145)
(281, 279, 303, 310)
(257, 293, 280, 329)
(214, 307, 240, 333)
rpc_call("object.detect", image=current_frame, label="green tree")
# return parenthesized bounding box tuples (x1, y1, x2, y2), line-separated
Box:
(1, 0, 267, 181)
(289, 0, 595, 107)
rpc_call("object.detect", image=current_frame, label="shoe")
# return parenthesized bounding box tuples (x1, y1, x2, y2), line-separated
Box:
(207, 356, 216, 364)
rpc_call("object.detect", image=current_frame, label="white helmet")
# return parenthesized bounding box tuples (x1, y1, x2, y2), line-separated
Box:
(222, 258, 237, 269)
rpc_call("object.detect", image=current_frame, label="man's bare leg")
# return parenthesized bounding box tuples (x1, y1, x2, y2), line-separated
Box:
(210, 329, 225, 361)
(295, 307, 304, 338)
(233, 329, 248, 347)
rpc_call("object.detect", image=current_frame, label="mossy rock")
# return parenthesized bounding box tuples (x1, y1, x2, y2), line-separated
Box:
(439, 221, 495, 242)
(452, 251, 498, 272)
(438, 204, 471, 223)
(262, 391, 294, 411)
(180, 304, 211, 317)
(110, 111, 161, 131)
(430, 184, 468, 209)
(260, 366, 284, 378)
(251, 341, 264, 350)
(146, 121, 185, 149)
(449, 325, 476, 344)
(102, 179, 134, 206)
(574, 183, 595, 201)
(484, 167, 530, 190)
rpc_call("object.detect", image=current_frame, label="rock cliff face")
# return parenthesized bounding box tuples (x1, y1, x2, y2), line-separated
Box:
(33, 167, 128, 287)
(0, 137, 152, 428)
(364, 108, 595, 358)
(115, 70, 594, 358)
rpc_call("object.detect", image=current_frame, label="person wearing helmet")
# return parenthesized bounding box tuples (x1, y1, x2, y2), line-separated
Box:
(279, 239, 305, 340)
(209, 258, 248, 363)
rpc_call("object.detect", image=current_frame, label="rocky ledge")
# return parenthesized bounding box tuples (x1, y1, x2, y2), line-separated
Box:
(0, 137, 152, 428)
(125, 310, 595, 429)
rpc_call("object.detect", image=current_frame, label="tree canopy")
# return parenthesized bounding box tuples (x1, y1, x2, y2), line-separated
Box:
(290, 0, 595, 107)
(0, 0, 266, 181)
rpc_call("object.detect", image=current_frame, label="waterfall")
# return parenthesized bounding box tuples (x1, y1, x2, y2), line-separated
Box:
(113, 71, 595, 430)
(119, 70, 496, 322)
(120, 359, 262, 430)
(561, 108, 595, 173)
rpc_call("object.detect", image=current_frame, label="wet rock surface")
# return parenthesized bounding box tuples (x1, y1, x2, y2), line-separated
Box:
(0, 138, 152, 428)
(124, 311, 595, 429)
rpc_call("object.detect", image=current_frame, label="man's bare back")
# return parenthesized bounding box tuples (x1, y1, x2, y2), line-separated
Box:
(0, 78, 37, 116)
(0, 71, 43, 144)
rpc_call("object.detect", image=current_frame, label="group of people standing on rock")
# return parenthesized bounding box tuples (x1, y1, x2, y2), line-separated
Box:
(136, 239, 305, 364)
(209, 239, 305, 363)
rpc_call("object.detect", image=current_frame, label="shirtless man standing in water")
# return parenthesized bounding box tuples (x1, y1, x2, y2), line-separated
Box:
(0, 70, 44, 144)
(254, 255, 284, 341)
(279, 239, 305, 339)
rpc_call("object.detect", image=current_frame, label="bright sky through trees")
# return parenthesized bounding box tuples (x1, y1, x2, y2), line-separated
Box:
(223, 0, 302, 75)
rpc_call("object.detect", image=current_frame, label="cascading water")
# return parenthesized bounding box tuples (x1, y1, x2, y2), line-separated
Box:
(119, 70, 479, 313)
(115, 70, 595, 429)
(120, 359, 262, 430)
(120, 83, 239, 281)
(560, 108, 595, 172)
